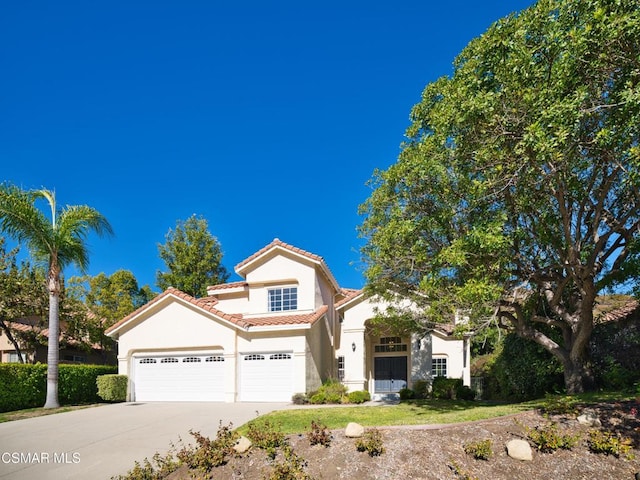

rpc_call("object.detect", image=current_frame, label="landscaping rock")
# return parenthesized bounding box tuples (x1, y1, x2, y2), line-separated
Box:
(234, 436, 252, 453)
(506, 439, 532, 461)
(345, 422, 365, 438)
(577, 411, 601, 427)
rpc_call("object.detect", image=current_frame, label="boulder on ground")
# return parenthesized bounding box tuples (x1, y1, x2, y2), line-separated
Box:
(234, 436, 252, 453)
(506, 439, 532, 461)
(345, 422, 365, 438)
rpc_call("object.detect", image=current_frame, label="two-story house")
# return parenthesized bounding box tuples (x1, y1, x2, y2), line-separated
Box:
(105, 239, 470, 402)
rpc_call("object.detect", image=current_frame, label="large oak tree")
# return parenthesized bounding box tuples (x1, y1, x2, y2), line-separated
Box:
(359, 0, 640, 394)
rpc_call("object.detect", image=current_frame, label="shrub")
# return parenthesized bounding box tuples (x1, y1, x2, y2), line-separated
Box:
(111, 451, 180, 480)
(587, 430, 634, 458)
(490, 333, 564, 400)
(355, 428, 385, 457)
(398, 388, 415, 401)
(456, 385, 476, 401)
(246, 418, 286, 459)
(291, 393, 308, 405)
(265, 444, 315, 480)
(0, 363, 116, 412)
(526, 422, 580, 453)
(431, 377, 463, 400)
(97, 375, 128, 402)
(308, 379, 347, 404)
(347, 390, 370, 404)
(307, 420, 331, 447)
(58, 365, 117, 404)
(412, 380, 430, 399)
(176, 423, 239, 472)
(463, 439, 493, 460)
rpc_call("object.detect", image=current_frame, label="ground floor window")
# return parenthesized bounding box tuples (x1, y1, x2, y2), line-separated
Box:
(337, 355, 345, 381)
(431, 357, 447, 377)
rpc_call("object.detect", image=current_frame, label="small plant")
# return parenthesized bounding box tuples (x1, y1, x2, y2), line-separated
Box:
(526, 422, 580, 453)
(448, 460, 479, 480)
(176, 422, 239, 473)
(307, 420, 332, 447)
(96, 374, 128, 402)
(347, 390, 371, 404)
(111, 451, 179, 480)
(265, 444, 316, 480)
(246, 418, 286, 459)
(463, 439, 493, 460)
(540, 394, 578, 415)
(587, 429, 634, 458)
(355, 428, 385, 457)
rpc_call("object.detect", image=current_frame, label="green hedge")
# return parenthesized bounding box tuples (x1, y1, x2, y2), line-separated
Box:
(0, 364, 117, 413)
(97, 374, 128, 402)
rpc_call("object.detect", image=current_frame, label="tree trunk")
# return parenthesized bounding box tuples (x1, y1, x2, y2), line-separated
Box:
(562, 355, 594, 395)
(43, 290, 60, 409)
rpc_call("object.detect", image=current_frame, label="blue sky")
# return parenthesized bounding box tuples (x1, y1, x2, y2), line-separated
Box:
(1, 0, 535, 292)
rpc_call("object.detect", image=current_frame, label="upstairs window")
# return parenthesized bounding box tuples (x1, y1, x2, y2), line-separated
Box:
(268, 287, 298, 312)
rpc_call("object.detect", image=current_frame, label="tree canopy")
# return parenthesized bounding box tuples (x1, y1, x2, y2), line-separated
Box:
(156, 214, 229, 297)
(359, 0, 640, 394)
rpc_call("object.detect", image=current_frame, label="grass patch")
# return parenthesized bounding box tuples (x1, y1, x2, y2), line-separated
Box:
(0, 404, 102, 423)
(237, 391, 634, 435)
(237, 400, 540, 435)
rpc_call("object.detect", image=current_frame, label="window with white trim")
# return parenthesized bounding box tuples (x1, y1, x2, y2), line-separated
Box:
(140, 358, 157, 364)
(270, 353, 292, 360)
(205, 356, 225, 362)
(161, 357, 179, 363)
(431, 357, 447, 377)
(268, 287, 298, 312)
(183, 357, 201, 363)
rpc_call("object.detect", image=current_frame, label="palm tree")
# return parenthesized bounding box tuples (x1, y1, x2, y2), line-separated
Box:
(0, 183, 113, 408)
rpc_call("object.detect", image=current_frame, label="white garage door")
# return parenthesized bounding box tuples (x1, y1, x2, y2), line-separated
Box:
(133, 353, 225, 401)
(240, 352, 293, 402)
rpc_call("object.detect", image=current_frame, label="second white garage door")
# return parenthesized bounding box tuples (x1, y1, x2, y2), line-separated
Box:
(240, 352, 294, 402)
(134, 353, 225, 401)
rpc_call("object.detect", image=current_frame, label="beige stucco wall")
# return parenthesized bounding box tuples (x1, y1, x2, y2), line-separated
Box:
(244, 254, 317, 313)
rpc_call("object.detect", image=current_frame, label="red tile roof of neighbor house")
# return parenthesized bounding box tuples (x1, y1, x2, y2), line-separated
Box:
(595, 298, 639, 325)
(105, 287, 329, 334)
(5, 318, 103, 349)
(334, 288, 364, 308)
(207, 281, 248, 291)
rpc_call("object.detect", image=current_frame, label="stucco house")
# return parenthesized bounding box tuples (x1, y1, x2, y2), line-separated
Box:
(105, 239, 470, 402)
(0, 316, 115, 365)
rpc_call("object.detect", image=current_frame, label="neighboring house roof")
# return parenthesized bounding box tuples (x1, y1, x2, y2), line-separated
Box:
(233, 238, 341, 292)
(595, 298, 639, 325)
(105, 287, 328, 336)
(4, 317, 103, 350)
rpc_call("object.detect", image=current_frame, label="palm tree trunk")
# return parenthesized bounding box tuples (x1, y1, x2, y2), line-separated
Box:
(43, 290, 60, 409)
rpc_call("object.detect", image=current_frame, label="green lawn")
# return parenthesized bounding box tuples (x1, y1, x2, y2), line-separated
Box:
(238, 391, 635, 435)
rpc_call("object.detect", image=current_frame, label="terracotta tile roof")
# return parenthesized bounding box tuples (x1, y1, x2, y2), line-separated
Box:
(335, 288, 363, 309)
(207, 281, 248, 291)
(235, 238, 324, 272)
(5, 318, 102, 349)
(106, 287, 329, 334)
(241, 305, 329, 327)
(595, 299, 639, 325)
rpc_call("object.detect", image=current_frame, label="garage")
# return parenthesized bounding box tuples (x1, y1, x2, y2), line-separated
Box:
(133, 353, 225, 401)
(240, 352, 294, 402)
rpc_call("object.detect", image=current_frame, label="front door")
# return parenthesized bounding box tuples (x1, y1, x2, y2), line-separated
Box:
(374, 356, 407, 393)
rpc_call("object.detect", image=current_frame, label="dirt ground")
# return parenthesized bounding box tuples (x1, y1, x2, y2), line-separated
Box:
(166, 400, 640, 480)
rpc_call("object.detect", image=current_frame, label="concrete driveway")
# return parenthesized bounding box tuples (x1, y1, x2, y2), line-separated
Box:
(0, 401, 288, 480)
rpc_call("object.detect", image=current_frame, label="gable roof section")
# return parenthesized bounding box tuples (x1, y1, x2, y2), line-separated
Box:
(234, 238, 340, 292)
(105, 287, 328, 336)
(335, 288, 364, 310)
